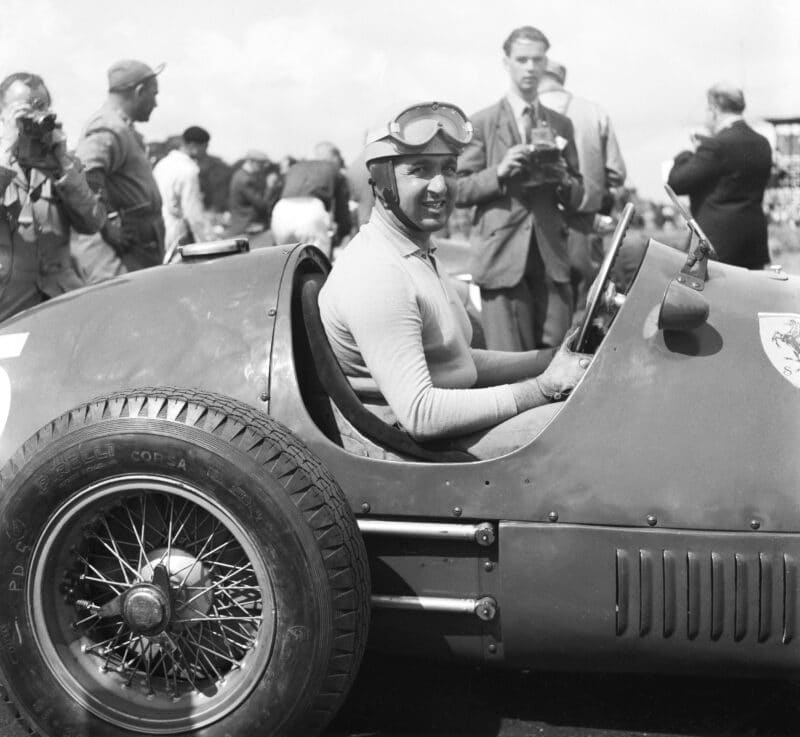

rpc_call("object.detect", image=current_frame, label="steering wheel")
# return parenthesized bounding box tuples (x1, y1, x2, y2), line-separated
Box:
(574, 202, 635, 352)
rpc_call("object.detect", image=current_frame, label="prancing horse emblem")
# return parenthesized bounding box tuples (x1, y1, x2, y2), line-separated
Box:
(759, 312, 800, 387)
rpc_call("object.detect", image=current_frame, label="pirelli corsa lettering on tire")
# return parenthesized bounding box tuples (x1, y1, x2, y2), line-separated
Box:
(130, 449, 187, 469)
(0, 388, 370, 737)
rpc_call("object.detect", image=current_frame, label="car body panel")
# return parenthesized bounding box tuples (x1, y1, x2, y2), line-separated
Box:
(1, 236, 799, 677)
(498, 523, 800, 676)
(0, 251, 288, 466)
(271, 240, 800, 532)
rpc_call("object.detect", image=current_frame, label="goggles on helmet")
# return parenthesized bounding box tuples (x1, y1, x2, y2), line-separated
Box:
(373, 101, 473, 151)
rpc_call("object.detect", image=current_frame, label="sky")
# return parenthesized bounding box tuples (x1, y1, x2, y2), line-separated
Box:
(1, 0, 799, 200)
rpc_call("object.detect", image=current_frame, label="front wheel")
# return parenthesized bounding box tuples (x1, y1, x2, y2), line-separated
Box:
(0, 388, 369, 737)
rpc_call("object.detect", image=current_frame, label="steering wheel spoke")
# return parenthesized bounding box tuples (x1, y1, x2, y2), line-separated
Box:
(575, 203, 635, 352)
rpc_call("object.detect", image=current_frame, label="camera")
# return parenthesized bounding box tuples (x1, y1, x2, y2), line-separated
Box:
(15, 111, 61, 171)
(519, 125, 565, 189)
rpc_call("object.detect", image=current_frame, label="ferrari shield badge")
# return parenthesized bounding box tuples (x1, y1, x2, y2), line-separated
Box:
(759, 313, 800, 387)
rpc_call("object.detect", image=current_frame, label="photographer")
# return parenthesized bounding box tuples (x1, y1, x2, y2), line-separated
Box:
(456, 26, 582, 352)
(0, 72, 105, 322)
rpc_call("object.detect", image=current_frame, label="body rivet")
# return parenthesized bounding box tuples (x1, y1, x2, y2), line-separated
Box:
(361, 502, 371, 514)
(646, 515, 657, 527)
(453, 506, 462, 517)
(750, 519, 761, 530)
(547, 511, 559, 523)
(488, 643, 497, 654)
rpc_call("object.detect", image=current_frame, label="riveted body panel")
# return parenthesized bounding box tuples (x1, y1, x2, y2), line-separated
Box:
(498, 523, 800, 676)
(1, 234, 799, 675)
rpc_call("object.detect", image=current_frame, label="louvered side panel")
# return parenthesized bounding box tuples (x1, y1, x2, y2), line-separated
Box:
(615, 548, 800, 645)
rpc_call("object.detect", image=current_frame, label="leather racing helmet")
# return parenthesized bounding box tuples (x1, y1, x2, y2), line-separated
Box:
(364, 101, 473, 231)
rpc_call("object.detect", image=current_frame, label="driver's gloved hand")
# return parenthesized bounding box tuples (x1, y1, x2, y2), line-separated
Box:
(536, 328, 591, 401)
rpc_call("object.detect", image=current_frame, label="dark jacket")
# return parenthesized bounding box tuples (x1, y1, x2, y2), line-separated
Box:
(667, 120, 772, 268)
(455, 97, 583, 289)
(280, 161, 352, 242)
(225, 167, 279, 236)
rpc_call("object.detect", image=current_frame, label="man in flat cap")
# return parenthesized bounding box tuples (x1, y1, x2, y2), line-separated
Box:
(538, 58, 626, 313)
(668, 83, 773, 269)
(71, 59, 166, 283)
(154, 125, 215, 261)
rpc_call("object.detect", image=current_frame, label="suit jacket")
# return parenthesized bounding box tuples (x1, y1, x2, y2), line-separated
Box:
(226, 167, 278, 236)
(667, 120, 772, 268)
(455, 97, 583, 289)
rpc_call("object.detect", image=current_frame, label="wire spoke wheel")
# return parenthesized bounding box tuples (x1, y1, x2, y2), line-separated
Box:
(30, 475, 274, 733)
(0, 389, 369, 737)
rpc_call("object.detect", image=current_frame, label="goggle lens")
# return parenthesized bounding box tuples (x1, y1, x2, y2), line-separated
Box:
(388, 102, 473, 147)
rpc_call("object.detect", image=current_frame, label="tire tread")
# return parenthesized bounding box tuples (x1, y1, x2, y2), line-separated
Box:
(0, 386, 369, 737)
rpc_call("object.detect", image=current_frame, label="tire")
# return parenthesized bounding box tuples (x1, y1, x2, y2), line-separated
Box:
(0, 387, 370, 737)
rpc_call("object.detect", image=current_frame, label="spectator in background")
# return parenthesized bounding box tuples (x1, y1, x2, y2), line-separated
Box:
(154, 125, 215, 261)
(538, 59, 626, 311)
(0, 72, 105, 321)
(279, 155, 297, 176)
(345, 147, 374, 231)
(271, 141, 352, 256)
(667, 82, 772, 269)
(456, 26, 583, 351)
(72, 59, 165, 283)
(225, 149, 281, 243)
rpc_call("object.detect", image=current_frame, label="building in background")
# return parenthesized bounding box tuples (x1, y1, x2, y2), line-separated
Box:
(765, 117, 800, 228)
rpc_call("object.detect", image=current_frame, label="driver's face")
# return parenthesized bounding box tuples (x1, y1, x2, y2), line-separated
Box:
(393, 153, 457, 232)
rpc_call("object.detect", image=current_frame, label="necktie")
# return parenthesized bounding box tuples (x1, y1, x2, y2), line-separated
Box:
(522, 105, 534, 144)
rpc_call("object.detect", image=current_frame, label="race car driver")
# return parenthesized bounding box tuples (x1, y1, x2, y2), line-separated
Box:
(319, 101, 591, 459)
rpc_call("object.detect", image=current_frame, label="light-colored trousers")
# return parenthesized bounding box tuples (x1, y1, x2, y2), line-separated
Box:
(270, 197, 333, 257)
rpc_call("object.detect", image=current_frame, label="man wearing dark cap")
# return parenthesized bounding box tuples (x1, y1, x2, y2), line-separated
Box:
(71, 59, 166, 283)
(154, 125, 215, 260)
(668, 82, 773, 269)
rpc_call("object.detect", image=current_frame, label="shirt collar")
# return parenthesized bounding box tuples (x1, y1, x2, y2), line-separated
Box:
(506, 88, 536, 118)
(1, 161, 51, 209)
(369, 205, 437, 259)
(715, 113, 744, 133)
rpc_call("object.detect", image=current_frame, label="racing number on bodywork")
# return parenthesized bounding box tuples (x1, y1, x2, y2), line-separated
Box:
(0, 334, 28, 438)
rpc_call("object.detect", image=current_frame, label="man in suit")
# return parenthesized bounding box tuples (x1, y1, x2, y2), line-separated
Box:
(667, 83, 773, 269)
(456, 26, 583, 351)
